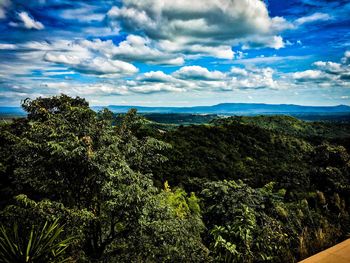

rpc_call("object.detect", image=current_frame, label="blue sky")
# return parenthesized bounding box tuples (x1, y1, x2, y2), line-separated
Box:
(0, 0, 349, 106)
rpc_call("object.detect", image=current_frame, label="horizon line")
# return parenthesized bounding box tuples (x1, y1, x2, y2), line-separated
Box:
(1, 102, 350, 108)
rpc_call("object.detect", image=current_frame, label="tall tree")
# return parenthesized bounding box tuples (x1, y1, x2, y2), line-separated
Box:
(0, 95, 209, 262)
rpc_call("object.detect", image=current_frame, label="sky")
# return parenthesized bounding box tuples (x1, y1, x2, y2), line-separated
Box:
(0, 0, 350, 106)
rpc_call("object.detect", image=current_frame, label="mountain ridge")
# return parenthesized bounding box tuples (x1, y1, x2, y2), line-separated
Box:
(1, 103, 350, 116)
(103, 103, 350, 114)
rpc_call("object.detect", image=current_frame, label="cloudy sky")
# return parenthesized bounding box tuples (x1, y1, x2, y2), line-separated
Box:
(0, 0, 349, 106)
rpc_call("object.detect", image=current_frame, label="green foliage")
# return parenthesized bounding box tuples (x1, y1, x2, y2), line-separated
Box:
(154, 121, 313, 193)
(132, 184, 210, 262)
(0, 219, 73, 263)
(0, 95, 209, 262)
(211, 115, 350, 141)
(143, 113, 218, 125)
(1, 95, 350, 262)
(201, 180, 293, 262)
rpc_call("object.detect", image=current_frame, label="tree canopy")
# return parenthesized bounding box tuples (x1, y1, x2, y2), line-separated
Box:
(0, 94, 349, 262)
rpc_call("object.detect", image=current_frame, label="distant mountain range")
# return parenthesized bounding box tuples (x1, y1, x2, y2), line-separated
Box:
(1, 103, 350, 116)
(102, 103, 350, 115)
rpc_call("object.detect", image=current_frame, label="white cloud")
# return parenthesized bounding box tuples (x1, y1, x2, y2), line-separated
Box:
(0, 38, 141, 79)
(61, 37, 184, 66)
(44, 53, 138, 76)
(293, 70, 324, 81)
(107, 0, 289, 52)
(44, 53, 82, 65)
(173, 66, 226, 81)
(42, 82, 130, 96)
(108, 0, 271, 39)
(242, 35, 285, 50)
(233, 55, 311, 65)
(292, 51, 350, 88)
(59, 4, 105, 22)
(158, 40, 235, 59)
(128, 83, 185, 94)
(0, 43, 16, 49)
(295, 12, 331, 26)
(313, 61, 343, 74)
(10, 11, 44, 30)
(229, 67, 279, 90)
(137, 71, 176, 83)
(111, 35, 184, 65)
(124, 65, 286, 94)
(230, 67, 248, 76)
(270, 16, 294, 31)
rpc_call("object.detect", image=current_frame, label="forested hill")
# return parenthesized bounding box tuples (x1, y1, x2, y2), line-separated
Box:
(211, 115, 350, 141)
(1, 95, 350, 262)
(149, 114, 350, 187)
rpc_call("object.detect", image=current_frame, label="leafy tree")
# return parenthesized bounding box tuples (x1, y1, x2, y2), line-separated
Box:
(201, 180, 292, 262)
(0, 95, 208, 262)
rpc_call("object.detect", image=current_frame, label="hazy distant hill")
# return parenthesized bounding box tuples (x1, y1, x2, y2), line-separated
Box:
(0, 107, 26, 116)
(1, 103, 350, 116)
(104, 103, 350, 115)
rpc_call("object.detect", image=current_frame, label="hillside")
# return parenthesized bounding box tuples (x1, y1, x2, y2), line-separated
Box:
(1, 95, 350, 262)
(211, 115, 350, 140)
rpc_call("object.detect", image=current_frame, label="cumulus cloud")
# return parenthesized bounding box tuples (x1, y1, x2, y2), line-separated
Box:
(44, 53, 82, 65)
(228, 67, 279, 90)
(107, 0, 290, 53)
(157, 40, 235, 59)
(313, 61, 343, 74)
(48, 64, 284, 96)
(42, 82, 130, 96)
(9, 11, 44, 30)
(0, 38, 139, 78)
(293, 70, 325, 81)
(136, 71, 176, 83)
(230, 67, 248, 76)
(173, 66, 226, 81)
(46, 37, 184, 66)
(293, 51, 350, 88)
(0, 38, 135, 77)
(70, 34, 234, 63)
(128, 83, 185, 94)
(0, 39, 145, 78)
(242, 35, 285, 50)
(111, 35, 184, 65)
(44, 54, 138, 76)
(122, 65, 285, 94)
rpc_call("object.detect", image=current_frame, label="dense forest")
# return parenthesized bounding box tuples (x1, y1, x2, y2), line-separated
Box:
(0, 95, 349, 262)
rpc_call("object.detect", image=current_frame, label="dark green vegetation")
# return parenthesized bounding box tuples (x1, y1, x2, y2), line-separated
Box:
(0, 219, 74, 263)
(1, 95, 350, 262)
(141, 113, 218, 125)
